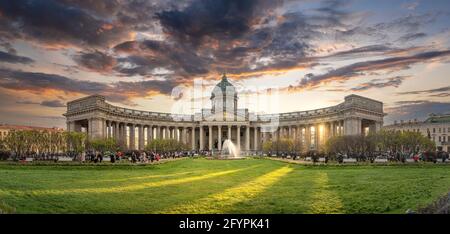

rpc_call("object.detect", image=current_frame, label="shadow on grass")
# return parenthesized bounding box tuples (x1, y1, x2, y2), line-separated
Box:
(220, 165, 316, 213)
(0, 159, 280, 213)
(323, 167, 450, 213)
(161, 165, 293, 214)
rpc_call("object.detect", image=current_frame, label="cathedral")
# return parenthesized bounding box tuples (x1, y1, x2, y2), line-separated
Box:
(64, 74, 385, 152)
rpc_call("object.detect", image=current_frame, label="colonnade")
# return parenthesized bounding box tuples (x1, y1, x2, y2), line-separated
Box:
(70, 117, 383, 152)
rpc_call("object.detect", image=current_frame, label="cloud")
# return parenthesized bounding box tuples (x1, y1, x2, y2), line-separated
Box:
(156, 0, 280, 45)
(397, 32, 427, 42)
(17, 99, 66, 108)
(0, 0, 131, 48)
(0, 51, 34, 64)
(398, 86, 450, 95)
(325, 45, 393, 58)
(401, 1, 420, 11)
(350, 76, 409, 91)
(16, 100, 39, 105)
(73, 50, 116, 73)
(40, 100, 66, 108)
(297, 50, 450, 89)
(0, 67, 179, 104)
(385, 100, 450, 124)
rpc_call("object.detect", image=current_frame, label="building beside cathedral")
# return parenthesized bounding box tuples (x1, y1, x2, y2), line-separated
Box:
(384, 113, 450, 152)
(64, 74, 385, 153)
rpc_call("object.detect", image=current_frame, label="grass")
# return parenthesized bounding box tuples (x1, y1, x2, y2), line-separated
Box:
(0, 158, 449, 214)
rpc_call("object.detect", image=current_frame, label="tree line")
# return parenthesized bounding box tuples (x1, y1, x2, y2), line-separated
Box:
(0, 130, 87, 159)
(260, 129, 436, 157)
(0, 129, 192, 160)
(325, 130, 436, 155)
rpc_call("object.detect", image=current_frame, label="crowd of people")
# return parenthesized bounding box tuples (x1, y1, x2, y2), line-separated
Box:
(1, 148, 449, 164)
(267, 150, 450, 164)
(77, 150, 198, 163)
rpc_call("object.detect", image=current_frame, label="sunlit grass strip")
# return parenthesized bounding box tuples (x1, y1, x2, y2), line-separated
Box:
(87, 171, 200, 183)
(163, 166, 294, 214)
(308, 172, 343, 214)
(0, 168, 250, 197)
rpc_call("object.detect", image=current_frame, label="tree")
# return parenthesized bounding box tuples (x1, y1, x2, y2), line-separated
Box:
(145, 139, 188, 153)
(66, 132, 87, 155)
(262, 140, 273, 154)
(324, 130, 437, 158)
(87, 138, 117, 153)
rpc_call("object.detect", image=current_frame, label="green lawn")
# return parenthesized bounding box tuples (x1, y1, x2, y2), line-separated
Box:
(0, 158, 449, 214)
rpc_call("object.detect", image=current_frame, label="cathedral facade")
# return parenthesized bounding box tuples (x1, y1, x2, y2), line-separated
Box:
(64, 75, 385, 152)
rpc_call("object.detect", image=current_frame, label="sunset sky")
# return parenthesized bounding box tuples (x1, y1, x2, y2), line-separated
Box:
(0, 0, 449, 128)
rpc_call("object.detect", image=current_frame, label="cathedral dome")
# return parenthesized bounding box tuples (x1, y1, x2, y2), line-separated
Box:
(211, 73, 237, 100)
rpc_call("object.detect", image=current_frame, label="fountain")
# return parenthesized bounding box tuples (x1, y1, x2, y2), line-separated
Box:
(219, 139, 244, 159)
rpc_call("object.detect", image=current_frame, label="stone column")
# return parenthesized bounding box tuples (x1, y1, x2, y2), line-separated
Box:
(315, 123, 320, 150)
(114, 122, 119, 141)
(88, 119, 92, 138)
(254, 127, 258, 151)
(200, 126, 204, 150)
(89, 118, 104, 139)
(108, 121, 112, 138)
(104, 120, 108, 138)
(147, 126, 152, 145)
(67, 121, 75, 132)
(245, 125, 250, 151)
(344, 117, 361, 136)
(116, 123, 120, 143)
(129, 124, 135, 150)
(138, 125, 144, 150)
(305, 125, 311, 151)
(123, 123, 127, 148)
(208, 125, 213, 151)
(191, 126, 196, 150)
(237, 126, 241, 150)
(182, 127, 186, 144)
(218, 125, 222, 150)
(288, 126, 292, 139)
(375, 121, 382, 132)
(298, 125, 303, 145)
(119, 123, 125, 149)
(155, 126, 159, 139)
(122, 123, 127, 149)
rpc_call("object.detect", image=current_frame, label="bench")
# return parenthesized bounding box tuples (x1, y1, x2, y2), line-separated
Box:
(25, 158, 33, 162)
(58, 157, 72, 162)
(318, 158, 326, 162)
(305, 157, 312, 161)
(374, 158, 388, 163)
(343, 158, 357, 163)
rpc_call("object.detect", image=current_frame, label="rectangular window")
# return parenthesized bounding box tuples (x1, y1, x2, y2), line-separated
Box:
(439, 136, 441, 142)
(433, 128, 436, 133)
(439, 128, 441, 133)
